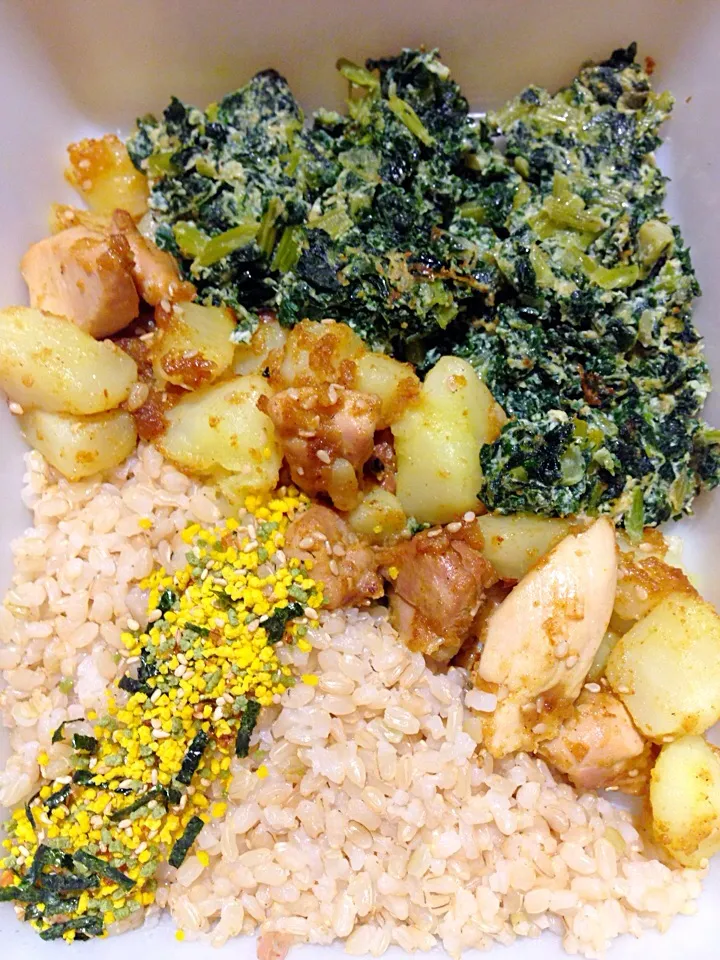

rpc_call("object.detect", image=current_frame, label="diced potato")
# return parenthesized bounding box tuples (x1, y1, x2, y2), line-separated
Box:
(268, 319, 365, 389)
(48, 203, 109, 235)
(346, 487, 407, 544)
(232, 315, 288, 376)
(156, 376, 281, 497)
(19, 409, 137, 481)
(65, 134, 148, 218)
(650, 736, 720, 867)
(614, 554, 694, 623)
(475, 514, 574, 579)
(392, 356, 505, 525)
(0, 307, 137, 414)
(606, 591, 720, 741)
(151, 302, 235, 388)
(353, 352, 420, 428)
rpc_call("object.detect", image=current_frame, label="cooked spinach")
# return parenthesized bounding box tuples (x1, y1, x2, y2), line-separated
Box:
(128, 44, 720, 527)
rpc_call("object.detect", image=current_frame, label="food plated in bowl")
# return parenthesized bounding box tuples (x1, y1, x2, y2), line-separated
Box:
(2, 36, 720, 959)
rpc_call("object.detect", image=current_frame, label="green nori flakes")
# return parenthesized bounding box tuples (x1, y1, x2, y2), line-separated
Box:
(168, 815, 205, 868)
(235, 699, 261, 758)
(175, 730, 209, 785)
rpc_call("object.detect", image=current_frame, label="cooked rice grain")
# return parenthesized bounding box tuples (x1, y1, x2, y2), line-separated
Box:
(0, 448, 705, 958)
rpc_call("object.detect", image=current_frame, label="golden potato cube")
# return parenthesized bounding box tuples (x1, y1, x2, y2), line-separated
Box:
(392, 356, 505, 525)
(475, 513, 573, 579)
(607, 591, 720, 741)
(156, 376, 281, 497)
(151, 302, 236, 388)
(650, 735, 720, 867)
(347, 487, 407, 544)
(19, 409, 137, 480)
(0, 306, 137, 414)
(353, 352, 420, 428)
(65, 134, 148, 218)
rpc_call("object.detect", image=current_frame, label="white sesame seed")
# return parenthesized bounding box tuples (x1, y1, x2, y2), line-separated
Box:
(160, 298, 171, 312)
(243, 540, 258, 553)
(463, 511, 476, 522)
(628, 768, 639, 777)
(316, 449, 332, 464)
(174, 664, 186, 677)
(426, 528, 442, 538)
(148, 609, 162, 623)
(332, 544, 346, 557)
(127, 618, 140, 631)
(304, 607, 319, 620)
(532, 723, 547, 735)
(584, 682, 601, 693)
(8, 401, 24, 415)
(151, 688, 162, 703)
(153, 729, 170, 739)
(118, 819, 132, 829)
(446, 521, 462, 533)
(554, 641, 568, 659)
(616, 684, 630, 695)
(299, 537, 315, 550)
(135, 842, 147, 854)
(329, 559, 340, 575)
(151, 717, 162, 729)
(564, 655, 579, 669)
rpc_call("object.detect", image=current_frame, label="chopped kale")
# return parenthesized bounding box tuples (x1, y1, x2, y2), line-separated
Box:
(168, 815, 205, 868)
(235, 699, 262, 758)
(263, 600, 305, 644)
(127, 44, 720, 526)
(175, 730, 209, 785)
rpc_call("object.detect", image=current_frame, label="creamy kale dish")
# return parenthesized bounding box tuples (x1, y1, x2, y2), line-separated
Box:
(2, 43, 720, 958)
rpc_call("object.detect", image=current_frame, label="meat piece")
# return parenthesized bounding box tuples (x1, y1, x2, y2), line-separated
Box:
(262, 384, 381, 511)
(285, 505, 383, 609)
(20, 226, 140, 338)
(538, 689, 651, 795)
(381, 520, 497, 663)
(365, 428, 397, 493)
(110, 209, 195, 306)
(476, 518, 617, 758)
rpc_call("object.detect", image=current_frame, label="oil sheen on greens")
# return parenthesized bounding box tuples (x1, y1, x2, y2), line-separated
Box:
(126, 44, 720, 530)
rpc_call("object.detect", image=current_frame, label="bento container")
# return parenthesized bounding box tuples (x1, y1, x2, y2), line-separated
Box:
(0, 0, 718, 956)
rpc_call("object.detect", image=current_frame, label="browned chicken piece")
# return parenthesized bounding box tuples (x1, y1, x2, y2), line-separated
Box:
(366, 428, 397, 493)
(20, 226, 140, 338)
(285, 505, 383, 609)
(262, 384, 381, 511)
(110, 209, 195, 306)
(538, 689, 652, 795)
(380, 520, 498, 663)
(476, 518, 617, 758)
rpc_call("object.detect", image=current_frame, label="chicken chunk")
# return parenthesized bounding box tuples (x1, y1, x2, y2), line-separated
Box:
(262, 384, 381, 511)
(110, 209, 195, 306)
(381, 520, 497, 663)
(285, 505, 383, 609)
(366, 428, 397, 493)
(476, 518, 617, 758)
(20, 226, 140, 338)
(538, 689, 650, 794)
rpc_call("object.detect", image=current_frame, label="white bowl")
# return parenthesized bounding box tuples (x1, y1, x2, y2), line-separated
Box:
(1, 1, 718, 957)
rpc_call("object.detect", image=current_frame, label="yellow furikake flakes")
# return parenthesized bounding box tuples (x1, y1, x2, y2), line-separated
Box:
(0, 489, 321, 941)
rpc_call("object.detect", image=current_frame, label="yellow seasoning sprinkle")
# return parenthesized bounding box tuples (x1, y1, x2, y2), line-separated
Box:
(37, 752, 49, 766)
(302, 673, 319, 686)
(1, 487, 323, 943)
(175, 930, 186, 942)
(388, 566, 399, 580)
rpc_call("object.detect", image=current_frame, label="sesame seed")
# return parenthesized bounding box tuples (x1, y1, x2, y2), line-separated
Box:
(564, 655, 578, 669)
(616, 685, 630, 695)
(584, 682, 601, 693)
(329, 559, 339, 575)
(426, 528, 442, 538)
(127, 618, 140, 631)
(298, 537, 315, 550)
(316, 449, 332, 464)
(463, 511, 476, 522)
(153, 730, 170, 739)
(532, 723, 547, 735)
(446, 521, 462, 533)
(8, 401, 24, 415)
(332, 544, 346, 557)
(118, 819, 132, 829)
(304, 607, 319, 620)
(148, 609, 162, 622)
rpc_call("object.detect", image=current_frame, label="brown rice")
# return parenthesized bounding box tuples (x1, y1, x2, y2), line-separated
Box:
(0, 446, 705, 958)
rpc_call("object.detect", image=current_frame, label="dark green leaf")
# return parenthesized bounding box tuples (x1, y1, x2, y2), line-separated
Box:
(175, 730, 209, 785)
